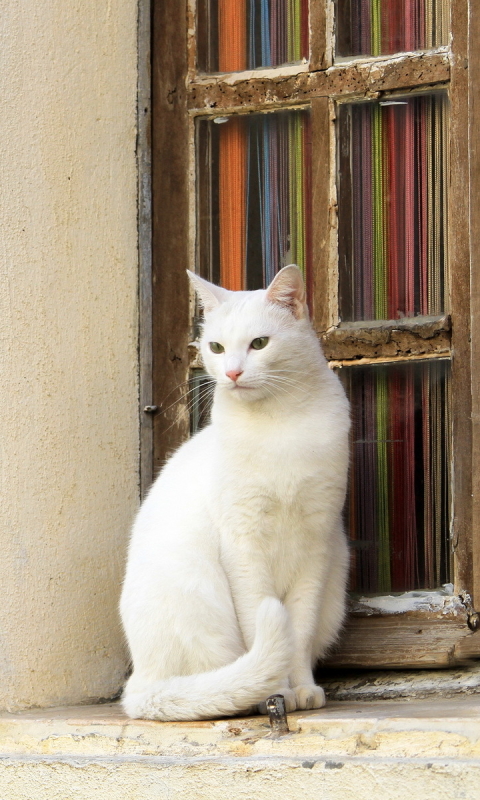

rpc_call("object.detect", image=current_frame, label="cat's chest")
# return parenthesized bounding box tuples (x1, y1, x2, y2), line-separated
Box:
(215, 422, 328, 502)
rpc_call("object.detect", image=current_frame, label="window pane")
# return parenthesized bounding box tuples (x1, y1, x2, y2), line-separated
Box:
(336, 0, 449, 58)
(338, 93, 448, 322)
(198, 0, 309, 72)
(341, 359, 451, 594)
(197, 110, 312, 291)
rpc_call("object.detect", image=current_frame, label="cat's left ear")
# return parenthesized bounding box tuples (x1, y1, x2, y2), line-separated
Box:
(265, 265, 308, 320)
(187, 270, 231, 314)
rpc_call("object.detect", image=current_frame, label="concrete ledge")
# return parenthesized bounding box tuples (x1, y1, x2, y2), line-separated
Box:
(1, 697, 480, 799)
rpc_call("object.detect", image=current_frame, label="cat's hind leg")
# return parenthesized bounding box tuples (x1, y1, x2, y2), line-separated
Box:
(121, 536, 247, 697)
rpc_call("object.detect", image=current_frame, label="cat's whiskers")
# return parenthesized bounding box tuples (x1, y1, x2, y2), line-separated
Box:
(263, 376, 306, 393)
(258, 381, 291, 412)
(184, 383, 215, 418)
(159, 384, 216, 438)
(260, 370, 306, 390)
(156, 380, 216, 437)
(255, 372, 308, 399)
(158, 379, 216, 418)
(157, 376, 203, 409)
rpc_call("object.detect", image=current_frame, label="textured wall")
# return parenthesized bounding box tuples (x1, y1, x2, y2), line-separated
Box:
(0, 0, 139, 709)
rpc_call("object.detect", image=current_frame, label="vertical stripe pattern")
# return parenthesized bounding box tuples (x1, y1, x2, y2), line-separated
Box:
(212, 0, 308, 71)
(339, 93, 448, 322)
(338, 0, 449, 57)
(343, 360, 451, 594)
(202, 110, 311, 291)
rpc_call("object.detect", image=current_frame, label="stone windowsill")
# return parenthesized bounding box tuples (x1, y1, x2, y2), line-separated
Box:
(1, 696, 480, 798)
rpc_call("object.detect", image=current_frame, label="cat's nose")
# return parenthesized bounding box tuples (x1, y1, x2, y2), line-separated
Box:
(226, 369, 243, 383)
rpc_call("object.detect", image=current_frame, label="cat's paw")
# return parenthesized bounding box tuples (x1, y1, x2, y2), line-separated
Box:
(292, 684, 326, 710)
(258, 688, 297, 715)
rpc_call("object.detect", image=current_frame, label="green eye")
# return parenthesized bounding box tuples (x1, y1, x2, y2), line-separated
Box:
(251, 337, 269, 350)
(209, 341, 224, 354)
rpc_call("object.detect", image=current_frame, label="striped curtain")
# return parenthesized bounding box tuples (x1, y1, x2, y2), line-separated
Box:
(212, 0, 308, 71)
(337, 0, 449, 57)
(343, 360, 451, 594)
(339, 93, 448, 322)
(200, 110, 311, 292)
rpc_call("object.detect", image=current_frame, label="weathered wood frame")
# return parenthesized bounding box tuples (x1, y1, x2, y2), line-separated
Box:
(150, 0, 480, 667)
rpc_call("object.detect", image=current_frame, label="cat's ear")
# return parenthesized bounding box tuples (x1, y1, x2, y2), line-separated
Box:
(187, 270, 231, 314)
(265, 265, 307, 320)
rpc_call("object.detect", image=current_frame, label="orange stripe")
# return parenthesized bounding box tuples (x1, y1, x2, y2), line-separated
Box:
(218, 0, 247, 72)
(219, 119, 247, 291)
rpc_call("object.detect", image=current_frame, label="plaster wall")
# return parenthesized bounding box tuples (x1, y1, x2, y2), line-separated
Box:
(0, 0, 139, 709)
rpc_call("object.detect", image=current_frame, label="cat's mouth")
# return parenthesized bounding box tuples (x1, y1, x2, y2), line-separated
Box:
(226, 382, 256, 392)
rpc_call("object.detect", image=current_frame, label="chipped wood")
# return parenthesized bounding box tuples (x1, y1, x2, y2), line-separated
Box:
(187, 52, 450, 113)
(321, 315, 451, 360)
(151, 0, 191, 473)
(329, 352, 450, 368)
(187, 0, 197, 79)
(309, 0, 328, 70)
(449, 0, 473, 597)
(469, 0, 480, 608)
(138, 0, 153, 498)
(324, 614, 480, 669)
(311, 97, 332, 331)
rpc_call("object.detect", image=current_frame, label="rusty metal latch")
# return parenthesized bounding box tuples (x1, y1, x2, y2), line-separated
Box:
(459, 591, 480, 632)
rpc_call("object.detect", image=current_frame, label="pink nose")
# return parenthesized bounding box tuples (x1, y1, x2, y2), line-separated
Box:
(226, 369, 243, 382)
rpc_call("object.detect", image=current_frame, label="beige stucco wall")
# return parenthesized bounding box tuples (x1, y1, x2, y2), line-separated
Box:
(0, 0, 139, 709)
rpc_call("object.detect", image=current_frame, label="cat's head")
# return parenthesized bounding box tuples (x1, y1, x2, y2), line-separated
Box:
(188, 266, 317, 403)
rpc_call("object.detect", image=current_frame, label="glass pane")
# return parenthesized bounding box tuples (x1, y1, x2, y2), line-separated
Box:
(338, 93, 448, 322)
(198, 0, 309, 72)
(341, 359, 451, 594)
(336, 0, 449, 58)
(197, 110, 312, 291)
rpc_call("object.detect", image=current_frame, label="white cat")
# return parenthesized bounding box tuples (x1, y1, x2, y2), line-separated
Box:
(120, 265, 350, 721)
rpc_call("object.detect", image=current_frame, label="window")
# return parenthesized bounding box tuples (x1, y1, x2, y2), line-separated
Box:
(150, 0, 480, 668)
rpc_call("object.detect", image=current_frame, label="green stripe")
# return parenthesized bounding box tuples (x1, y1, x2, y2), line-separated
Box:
(295, 115, 304, 272)
(372, 105, 386, 320)
(371, 0, 381, 56)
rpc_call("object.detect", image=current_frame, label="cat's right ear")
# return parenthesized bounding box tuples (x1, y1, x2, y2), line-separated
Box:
(187, 270, 231, 314)
(265, 264, 308, 320)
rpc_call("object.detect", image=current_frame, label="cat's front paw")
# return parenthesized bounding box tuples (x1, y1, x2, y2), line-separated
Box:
(258, 687, 296, 715)
(292, 684, 326, 710)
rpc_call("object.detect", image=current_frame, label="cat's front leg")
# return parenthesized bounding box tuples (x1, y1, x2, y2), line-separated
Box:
(220, 538, 296, 710)
(283, 574, 327, 711)
(222, 550, 275, 649)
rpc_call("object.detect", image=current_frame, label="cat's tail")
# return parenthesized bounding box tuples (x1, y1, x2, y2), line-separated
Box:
(122, 597, 292, 721)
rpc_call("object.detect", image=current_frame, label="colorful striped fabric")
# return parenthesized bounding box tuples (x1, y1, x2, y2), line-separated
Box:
(198, 110, 312, 292)
(338, 93, 448, 322)
(337, 0, 449, 57)
(343, 359, 451, 593)
(213, 0, 308, 71)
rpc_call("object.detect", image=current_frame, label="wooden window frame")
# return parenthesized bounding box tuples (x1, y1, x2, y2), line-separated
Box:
(149, 0, 480, 668)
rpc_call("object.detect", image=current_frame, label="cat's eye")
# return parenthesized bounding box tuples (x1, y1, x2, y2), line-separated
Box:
(209, 341, 224, 354)
(250, 337, 269, 350)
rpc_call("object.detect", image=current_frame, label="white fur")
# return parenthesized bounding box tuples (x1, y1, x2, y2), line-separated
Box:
(120, 266, 350, 721)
